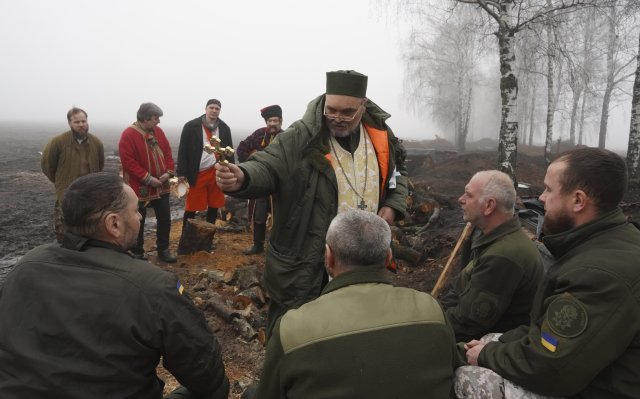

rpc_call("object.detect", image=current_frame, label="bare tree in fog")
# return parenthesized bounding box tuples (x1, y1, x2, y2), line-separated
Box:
(515, 26, 545, 147)
(596, 0, 638, 149)
(627, 32, 640, 183)
(450, 0, 602, 183)
(561, 7, 597, 148)
(543, 1, 561, 165)
(403, 7, 483, 152)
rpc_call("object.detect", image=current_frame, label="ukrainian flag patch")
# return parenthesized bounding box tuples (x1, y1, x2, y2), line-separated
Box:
(176, 280, 184, 295)
(541, 331, 558, 352)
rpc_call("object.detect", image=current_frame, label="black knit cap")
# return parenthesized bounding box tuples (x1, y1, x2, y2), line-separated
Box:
(260, 105, 282, 120)
(206, 99, 221, 107)
(326, 70, 368, 98)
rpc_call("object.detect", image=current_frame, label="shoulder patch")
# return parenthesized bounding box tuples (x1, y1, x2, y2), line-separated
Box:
(176, 280, 184, 295)
(546, 296, 587, 338)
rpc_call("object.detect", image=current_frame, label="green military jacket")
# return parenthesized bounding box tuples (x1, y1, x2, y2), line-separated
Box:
(255, 268, 462, 399)
(0, 234, 229, 399)
(479, 209, 640, 398)
(41, 131, 105, 201)
(229, 95, 408, 308)
(444, 217, 544, 342)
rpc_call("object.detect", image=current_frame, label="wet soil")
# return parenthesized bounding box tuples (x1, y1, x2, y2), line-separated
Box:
(2, 136, 639, 398)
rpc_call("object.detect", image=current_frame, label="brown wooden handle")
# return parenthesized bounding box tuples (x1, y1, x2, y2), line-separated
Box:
(431, 222, 472, 298)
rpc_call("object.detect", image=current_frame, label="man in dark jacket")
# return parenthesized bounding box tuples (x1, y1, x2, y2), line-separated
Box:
(253, 210, 461, 399)
(236, 105, 284, 255)
(459, 148, 640, 398)
(215, 70, 409, 337)
(0, 172, 229, 399)
(176, 99, 233, 253)
(442, 170, 543, 341)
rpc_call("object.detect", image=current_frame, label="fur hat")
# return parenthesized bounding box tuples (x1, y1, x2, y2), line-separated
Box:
(260, 105, 282, 120)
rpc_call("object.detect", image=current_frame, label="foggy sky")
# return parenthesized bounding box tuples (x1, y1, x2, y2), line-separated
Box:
(0, 0, 433, 140)
(0, 0, 633, 150)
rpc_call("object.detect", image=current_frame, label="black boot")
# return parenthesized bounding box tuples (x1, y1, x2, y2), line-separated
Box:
(206, 207, 218, 224)
(243, 222, 265, 255)
(206, 208, 218, 250)
(158, 249, 177, 263)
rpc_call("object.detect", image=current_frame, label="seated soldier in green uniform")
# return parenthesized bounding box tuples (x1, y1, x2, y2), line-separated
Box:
(0, 172, 229, 399)
(458, 148, 640, 398)
(250, 210, 462, 399)
(441, 170, 544, 342)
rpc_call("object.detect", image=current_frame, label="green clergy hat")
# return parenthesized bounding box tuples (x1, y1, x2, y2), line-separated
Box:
(326, 70, 368, 98)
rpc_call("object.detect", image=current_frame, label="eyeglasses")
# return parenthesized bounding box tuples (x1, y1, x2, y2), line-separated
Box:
(323, 105, 362, 122)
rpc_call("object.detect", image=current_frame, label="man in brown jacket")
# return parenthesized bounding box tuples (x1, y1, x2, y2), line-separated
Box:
(41, 107, 104, 242)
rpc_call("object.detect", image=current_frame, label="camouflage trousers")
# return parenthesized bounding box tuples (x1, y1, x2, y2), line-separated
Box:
(454, 334, 562, 399)
(53, 200, 65, 243)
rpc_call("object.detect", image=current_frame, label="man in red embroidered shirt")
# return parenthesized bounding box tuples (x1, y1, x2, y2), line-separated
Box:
(118, 102, 177, 263)
(176, 99, 233, 254)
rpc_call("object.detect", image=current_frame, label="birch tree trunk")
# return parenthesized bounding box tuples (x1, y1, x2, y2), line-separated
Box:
(598, 2, 618, 149)
(461, 82, 473, 152)
(528, 83, 537, 146)
(497, 21, 519, 183)
(569, 88, 582, 147)
(578, 94, 587, 145)
(627, 32, 640, 183)
(544, 11, 556, 166)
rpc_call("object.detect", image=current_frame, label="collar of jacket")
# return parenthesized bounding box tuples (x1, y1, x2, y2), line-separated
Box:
(542, 208, 626, 258)
(65, 130, 92, 143)
(471, 216, 522, 251)
(61, 232, 131, 255)
(321, 267, 390, 295)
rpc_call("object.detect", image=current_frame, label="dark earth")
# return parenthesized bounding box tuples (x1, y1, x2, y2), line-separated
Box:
(2, 132, 639, 397)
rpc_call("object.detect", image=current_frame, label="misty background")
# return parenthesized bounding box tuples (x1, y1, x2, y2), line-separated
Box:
(0, 0, 635, 151)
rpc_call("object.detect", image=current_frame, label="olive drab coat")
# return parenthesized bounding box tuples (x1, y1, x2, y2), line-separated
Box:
(228, 95, 408, 309)
(479, 209, 640, 398)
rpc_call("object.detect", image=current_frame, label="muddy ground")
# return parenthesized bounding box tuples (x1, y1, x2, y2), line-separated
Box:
(2, 135, 639, 397)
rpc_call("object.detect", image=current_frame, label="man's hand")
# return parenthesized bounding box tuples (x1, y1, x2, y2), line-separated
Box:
(158, 173, 170, 184)
(215, 162, 245, 192)
(464, 340, 486, 366)
(148, 177, 162, 188)
(377, 206, 396, 225)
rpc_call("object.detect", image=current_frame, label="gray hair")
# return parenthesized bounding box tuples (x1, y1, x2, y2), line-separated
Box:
(325, 210, 391, 268)
(475, 170, 516, 213)
(62, 172, 130, 238)
(136, 102, 163, 122)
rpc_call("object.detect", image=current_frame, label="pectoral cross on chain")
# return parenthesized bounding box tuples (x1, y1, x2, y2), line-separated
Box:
(358, 200, 367, 210)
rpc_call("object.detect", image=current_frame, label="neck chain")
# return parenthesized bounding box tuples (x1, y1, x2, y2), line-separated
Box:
(329, 130, 369, 210)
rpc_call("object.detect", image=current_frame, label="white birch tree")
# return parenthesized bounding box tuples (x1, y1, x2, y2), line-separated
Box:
(453, 0, 605, 182)
(627, 32, 640, 183)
